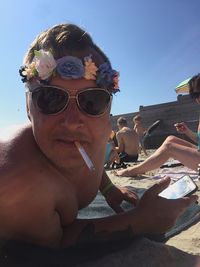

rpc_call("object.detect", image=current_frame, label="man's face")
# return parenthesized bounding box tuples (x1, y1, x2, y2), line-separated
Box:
(27, 76, 112, 173)
(134, 119, 141, 124)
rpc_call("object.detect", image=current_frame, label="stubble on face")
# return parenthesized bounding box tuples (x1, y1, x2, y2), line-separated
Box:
(27, 83, 112, 176)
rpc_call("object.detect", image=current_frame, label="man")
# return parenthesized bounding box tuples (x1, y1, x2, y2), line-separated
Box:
(116, 117, 140, 163)
(133, 114, 148, 156)
(0, 23, 197, 249)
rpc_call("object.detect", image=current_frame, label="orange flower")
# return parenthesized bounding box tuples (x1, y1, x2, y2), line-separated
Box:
(84, 57, 98, 80)
(22, 62, 37, 80)
(113, 74, 119, 89)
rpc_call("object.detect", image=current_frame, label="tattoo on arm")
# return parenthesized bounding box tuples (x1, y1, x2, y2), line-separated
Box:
(76, 223, 134, 246)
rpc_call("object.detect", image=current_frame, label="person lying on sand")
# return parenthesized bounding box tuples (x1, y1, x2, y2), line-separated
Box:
(0, 23, 197, 249)
(116, 74, 200, 177)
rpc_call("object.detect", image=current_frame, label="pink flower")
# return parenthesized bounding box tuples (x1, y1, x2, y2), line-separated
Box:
(113, 74, 119, 89)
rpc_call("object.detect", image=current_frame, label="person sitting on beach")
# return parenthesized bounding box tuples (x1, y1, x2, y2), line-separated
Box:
(133, 114, 148, 156)
(116, 117, 140, 163)
(0, 23, 197, 249)
(116, 74, 200, 177)
(104, 131, 120, 169)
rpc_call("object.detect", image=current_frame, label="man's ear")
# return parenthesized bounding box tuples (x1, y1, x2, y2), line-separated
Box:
(25, 92, 31, 121)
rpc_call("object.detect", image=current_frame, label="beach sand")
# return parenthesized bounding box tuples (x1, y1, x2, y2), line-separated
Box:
(90, 150, 200, 266)
(76, 171, 200, 267)
(108, 169, 200, 253)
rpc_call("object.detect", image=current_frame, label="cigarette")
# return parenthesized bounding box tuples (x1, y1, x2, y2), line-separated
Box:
(75, 141, 95, 172)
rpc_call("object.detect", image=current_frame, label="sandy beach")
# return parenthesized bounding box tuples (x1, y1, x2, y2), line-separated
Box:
(74, 151, 200, 267)
(108, 172, 200, 251)
(103, 151, 200, 262)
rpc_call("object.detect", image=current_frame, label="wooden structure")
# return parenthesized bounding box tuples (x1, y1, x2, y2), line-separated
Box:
(111, 95, 199, 149)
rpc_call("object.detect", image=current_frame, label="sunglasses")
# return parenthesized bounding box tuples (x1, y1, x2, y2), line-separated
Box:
(190, 91, 200, 99)
(29, 86, 112, 116)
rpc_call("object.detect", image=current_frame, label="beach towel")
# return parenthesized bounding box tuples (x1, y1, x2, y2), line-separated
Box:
(78, 190, 200, 242)
(154, 166, 199, 181)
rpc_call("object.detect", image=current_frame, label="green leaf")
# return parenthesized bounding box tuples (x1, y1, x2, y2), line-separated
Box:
(34, 50, 41, 57)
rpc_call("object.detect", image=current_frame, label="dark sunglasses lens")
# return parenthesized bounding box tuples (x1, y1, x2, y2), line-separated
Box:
(32, 87, 68, 114)
(78, 90, 111, 115)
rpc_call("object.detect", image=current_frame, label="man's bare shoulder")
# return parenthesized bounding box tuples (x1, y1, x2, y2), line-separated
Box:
(0, 124, 38, 166)
(119, 127, 133, 135)
(0, 124, 79, 245)
(116, 130, 121, 136)
(116, 130, 125, 141)
(0, 123, 80, 201)
(0, 123, 33, 144)
(117, 127, 127, 134)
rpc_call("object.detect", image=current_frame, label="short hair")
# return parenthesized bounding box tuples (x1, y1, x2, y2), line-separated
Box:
(117, 117, 127, 126)
(23, 23, 110, 66)
(189, 74, 200, 96)
(133, 114, 141, 122)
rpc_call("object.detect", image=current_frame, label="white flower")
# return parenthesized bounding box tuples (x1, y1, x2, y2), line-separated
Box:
(33, 50, 57, 80)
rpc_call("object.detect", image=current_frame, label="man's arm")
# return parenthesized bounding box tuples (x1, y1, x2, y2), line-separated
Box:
(198, 118, 200, 135)
(99, 170, 112, 192)
(100, 170, 138, 212)
(116, 132, 124, 153)
(174, 122, 198, 143)
(60, 177, 198, 248)
(62, 209, 135, 247)
(184, 127, 198, 143)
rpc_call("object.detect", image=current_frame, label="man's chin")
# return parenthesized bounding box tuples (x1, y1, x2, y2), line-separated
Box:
(49, 156, 89, 173)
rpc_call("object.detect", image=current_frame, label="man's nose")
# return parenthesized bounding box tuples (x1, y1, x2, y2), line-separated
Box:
(60, 98, 84, 129)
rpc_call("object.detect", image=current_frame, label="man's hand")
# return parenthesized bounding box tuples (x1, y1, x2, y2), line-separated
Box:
(103, 185, 139, 213)
(174, 122, 189, 133)
(174, 122, 198, 143)
(133, 177, 198, 235)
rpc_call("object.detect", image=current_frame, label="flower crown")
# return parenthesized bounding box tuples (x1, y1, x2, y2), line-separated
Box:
(19, 49, 119, 93)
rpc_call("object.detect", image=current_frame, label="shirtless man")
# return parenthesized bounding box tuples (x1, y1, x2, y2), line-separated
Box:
(0, 23, 197, 249)
(133, 114, 148, 156)
(116, 117, 140, 163)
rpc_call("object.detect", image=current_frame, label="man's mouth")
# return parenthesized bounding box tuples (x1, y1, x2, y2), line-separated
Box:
(56, 139, 76, 147)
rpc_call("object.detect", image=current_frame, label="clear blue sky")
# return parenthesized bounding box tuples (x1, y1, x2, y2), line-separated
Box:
(1, 0, 200, 129)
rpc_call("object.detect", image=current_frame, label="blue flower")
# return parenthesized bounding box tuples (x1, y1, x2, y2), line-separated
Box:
(56, 56, 84, 79)
(97, 62, 116, 88)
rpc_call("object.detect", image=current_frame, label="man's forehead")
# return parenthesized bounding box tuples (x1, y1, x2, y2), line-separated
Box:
(27, 79, 97, 92)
